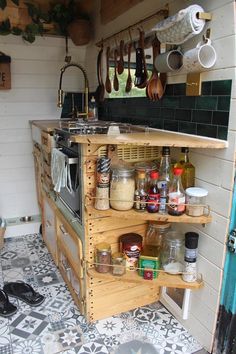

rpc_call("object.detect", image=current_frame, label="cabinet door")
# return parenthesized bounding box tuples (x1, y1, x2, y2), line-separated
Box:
(43, 197, 57, 265)
(33, 144, 43, 210)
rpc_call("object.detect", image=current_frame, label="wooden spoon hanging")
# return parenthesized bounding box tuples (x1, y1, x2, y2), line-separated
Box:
(95, 48, 105, 103)
(117, 40, 124, 75)
(146, 38, 164, 101)
(113, 49, 119, 91)
(125, 43, 132, 93)
(105, 47, 112, 93)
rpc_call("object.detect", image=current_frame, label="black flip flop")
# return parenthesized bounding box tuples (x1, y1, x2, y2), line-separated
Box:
(0, 289, 17, 317)
(3, 282, 45, 307)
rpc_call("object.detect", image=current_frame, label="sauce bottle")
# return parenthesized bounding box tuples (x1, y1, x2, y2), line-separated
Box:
(168, 168, 185, 216)
(134, 171, 147, 212)
(175, 147, 195, 189)
(147, 171, 160, 213)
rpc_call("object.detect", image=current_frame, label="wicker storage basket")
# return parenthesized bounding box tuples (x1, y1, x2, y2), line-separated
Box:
(0, 226, 6, 249)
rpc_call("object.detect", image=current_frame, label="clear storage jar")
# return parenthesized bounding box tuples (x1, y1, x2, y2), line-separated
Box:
(95, 242, 111, 273)
(185, 187, 208, 217)
(146, 222, 171, 252)
(110, 166, 135, 211)
(161, 231, 184, 274)
(134, 161, 157, 189)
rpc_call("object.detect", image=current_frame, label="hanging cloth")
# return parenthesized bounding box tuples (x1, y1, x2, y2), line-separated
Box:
(153, 5, 205, 45)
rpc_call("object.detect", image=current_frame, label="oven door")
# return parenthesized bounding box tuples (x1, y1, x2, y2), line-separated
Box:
(57, 145, 82, 222)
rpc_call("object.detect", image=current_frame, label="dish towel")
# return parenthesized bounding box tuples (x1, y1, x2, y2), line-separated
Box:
(51, 148, 67, 193)
(153, 5, 205, 45)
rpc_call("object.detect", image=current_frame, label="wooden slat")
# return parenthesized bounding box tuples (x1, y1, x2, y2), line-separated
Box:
(100, 0, 144, 24)
(87, 206, 212, 225)
(30, 120, 60, 133)
(88, 216, 147, 233)
(88, 268, 203, 290)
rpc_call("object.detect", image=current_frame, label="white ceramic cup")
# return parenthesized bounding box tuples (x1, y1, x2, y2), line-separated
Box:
(154, 49, 183, 72)
(183, 39, 217, 72)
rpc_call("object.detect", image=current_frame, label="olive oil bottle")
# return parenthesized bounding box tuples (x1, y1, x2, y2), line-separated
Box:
(175, 147, 195, 190)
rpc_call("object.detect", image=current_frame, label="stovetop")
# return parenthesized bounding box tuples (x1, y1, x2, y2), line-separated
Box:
(56, 120, 148, 136)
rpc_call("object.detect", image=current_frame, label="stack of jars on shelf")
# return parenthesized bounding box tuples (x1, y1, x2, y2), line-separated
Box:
(95, 146, 209, 217)
(94, 224, 200, 283)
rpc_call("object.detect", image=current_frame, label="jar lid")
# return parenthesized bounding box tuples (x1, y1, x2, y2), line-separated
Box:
(186, 187, 208, 197)
(112, 165, 134, 177)
(185, 232, 199, 249)
(150, 221, 171, 230)
(96, 242, 111, 251)
(137, 171, 146, 179)
(119, 233, 143, 244)
(173, 167, 183, 176)
(150, 171, 159, 179)
(134, 161, 157, 172)
(165, 231, 184, 245)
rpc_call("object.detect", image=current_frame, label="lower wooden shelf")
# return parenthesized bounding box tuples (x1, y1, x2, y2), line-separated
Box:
(86, 206, 212, 224)
(88, 268, 203, 290)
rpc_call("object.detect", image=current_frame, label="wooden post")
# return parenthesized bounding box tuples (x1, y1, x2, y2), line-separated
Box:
(0, 52, 11, 90)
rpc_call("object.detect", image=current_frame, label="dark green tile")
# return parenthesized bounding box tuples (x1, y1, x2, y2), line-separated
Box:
(217, 126, 228, 140)
(217, 96, 231, 111)
(165, 84, 174, 96)
(163, 119, 179, 131)
(149, 107, 161, 118)
(192, 110, 212, 124)
(196, 96, 217, 110)
(161, 108, 175, 120)
(173, 83, 186, 96)
(212, 111, 229, 126)
(212, 80, 232, 95)
(161, 96, 180, 108)
(202, 81, 212, 95)
(180, 96, 196, 109)
(149, 118, 164, 129)
(197, 124, 217, 138)
(136, 107, 147, 116)
(175, 109, 192, 121)
(179, 122, 197, 134)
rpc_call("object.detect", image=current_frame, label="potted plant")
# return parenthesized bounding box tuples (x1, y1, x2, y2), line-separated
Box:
(49, 0, 91, 46)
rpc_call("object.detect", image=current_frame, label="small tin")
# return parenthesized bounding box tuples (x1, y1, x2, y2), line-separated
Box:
(139, 245, 160, 280)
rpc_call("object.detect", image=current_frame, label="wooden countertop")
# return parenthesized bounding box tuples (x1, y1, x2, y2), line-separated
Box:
(31, 120, 228, 148)
(30, 120, 61, 133)
(70, 130, 227, 148)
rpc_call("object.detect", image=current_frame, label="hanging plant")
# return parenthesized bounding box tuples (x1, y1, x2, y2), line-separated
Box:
(0, 0, 19, 10)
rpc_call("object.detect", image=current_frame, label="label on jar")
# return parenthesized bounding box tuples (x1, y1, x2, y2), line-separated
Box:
(168, 193, 185, 213)
(147, 194, 160, 213)
(121, 243, 142, 270)
(96, 172, 110, 187)
(134, 194, 146, 211)
(182, 261, 197, 282)
(185, 247, 198, 262)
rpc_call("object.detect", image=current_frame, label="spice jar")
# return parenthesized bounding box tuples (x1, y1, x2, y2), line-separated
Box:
(146, 222, 171, 254)
(119, 233, 142, 270)
(95, 242, 111, 273)
(134, 161, 157, 189)
(112, 252, 126, 276)
(161, 231, 184, 274)
(186, 187, 208, 217)
(110, 165, 135, 211)
(95, 158, 111, 211)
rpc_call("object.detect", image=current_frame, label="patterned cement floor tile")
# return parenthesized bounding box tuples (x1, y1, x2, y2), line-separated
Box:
(12, 338, 44, 354)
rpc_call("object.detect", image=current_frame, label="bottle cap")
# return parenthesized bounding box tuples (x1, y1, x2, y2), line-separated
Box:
(150, 171, 159, 179)
(91, 96, 95, 102)
(137, 171, 146, 179)
(162, 147, 170, 156)
(185, 232, 199, 249)
(181, 147, 189, 153)
(173, 167, 183, 176)
(186, 187, 208, 198)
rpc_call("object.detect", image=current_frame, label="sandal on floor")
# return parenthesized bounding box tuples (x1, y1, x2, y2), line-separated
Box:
(0, 289, 17, 317)
(3, 282, 45, 307)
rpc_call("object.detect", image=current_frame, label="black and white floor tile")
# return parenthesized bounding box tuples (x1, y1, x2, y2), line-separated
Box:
(0, 233, 207, 354)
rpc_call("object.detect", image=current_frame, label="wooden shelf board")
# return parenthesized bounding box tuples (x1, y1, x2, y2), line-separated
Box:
(86, 206, 212, 224)
(71, 130, 227, 148)
(88, 268, 203, 290)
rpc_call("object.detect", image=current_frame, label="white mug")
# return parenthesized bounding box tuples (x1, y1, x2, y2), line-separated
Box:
(154, 49, 183, 73)
(183, 39, 217, 72)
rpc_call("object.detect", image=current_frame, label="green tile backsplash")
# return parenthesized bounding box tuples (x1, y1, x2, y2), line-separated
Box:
(99, 80, 232, 140)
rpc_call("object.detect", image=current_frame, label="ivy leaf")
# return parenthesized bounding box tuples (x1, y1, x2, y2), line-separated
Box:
(24, 2, 39, 20)
(11, 0, 19, 5)
(0, 0, 7, 10)
(22, 31, 35, 43)
(0, 19, 11, 35)
(11, 26, 22, 35)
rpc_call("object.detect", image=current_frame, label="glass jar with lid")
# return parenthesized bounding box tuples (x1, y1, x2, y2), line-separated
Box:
(146, 222, 171, 254)
(95, 242, 111, 273)
(161, 231, 184, 274)
(110, 165, 135, 211)
(185, 187, 208, 217)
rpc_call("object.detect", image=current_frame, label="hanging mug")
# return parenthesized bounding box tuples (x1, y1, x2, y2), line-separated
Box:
(183, 39, 217, 73)
(154, 49, 183, 72)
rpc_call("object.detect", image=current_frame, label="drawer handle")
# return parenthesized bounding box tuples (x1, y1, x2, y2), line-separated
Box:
(59, 224, 68, 236)
(46, 220, 52, 227)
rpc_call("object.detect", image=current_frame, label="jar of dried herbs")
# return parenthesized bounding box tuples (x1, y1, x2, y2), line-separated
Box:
(95, 242, 111, 273)
(112, 252, 126, 276)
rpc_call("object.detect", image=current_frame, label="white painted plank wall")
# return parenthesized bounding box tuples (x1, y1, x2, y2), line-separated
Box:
(89, 0, 236, 351)
(0, 35, 87, 219)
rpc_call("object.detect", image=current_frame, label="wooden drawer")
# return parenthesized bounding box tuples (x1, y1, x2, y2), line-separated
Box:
(41, 131, 55, 154)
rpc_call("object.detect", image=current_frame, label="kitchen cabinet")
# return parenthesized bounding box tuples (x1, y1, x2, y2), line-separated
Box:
(31, 120, 226, 322)
(33, 144, 43, 211)
(42, 194, 58, 265)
